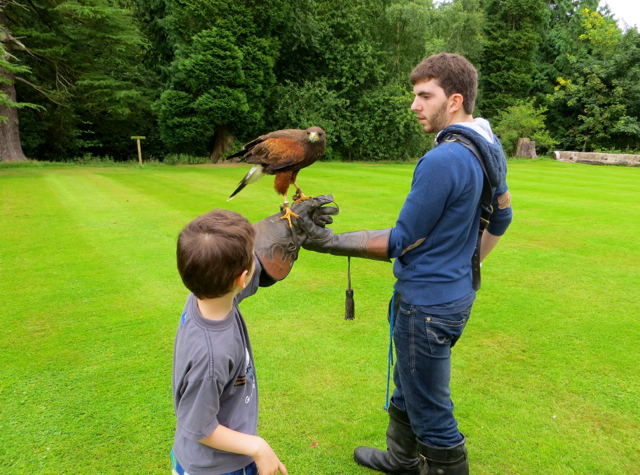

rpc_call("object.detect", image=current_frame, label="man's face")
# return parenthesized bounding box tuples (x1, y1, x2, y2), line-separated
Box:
(411, 79, 451, 134)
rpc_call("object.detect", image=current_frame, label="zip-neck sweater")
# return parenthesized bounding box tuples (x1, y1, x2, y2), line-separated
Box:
(388, 122, 512, 306)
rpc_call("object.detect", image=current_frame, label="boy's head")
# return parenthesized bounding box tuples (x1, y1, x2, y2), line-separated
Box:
(410, 53, 478, 115)
(177, 209, 256, 299)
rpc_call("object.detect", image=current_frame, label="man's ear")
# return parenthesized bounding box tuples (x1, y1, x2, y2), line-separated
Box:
(449, 93, 464, 114)
(235, 269, 250, 289)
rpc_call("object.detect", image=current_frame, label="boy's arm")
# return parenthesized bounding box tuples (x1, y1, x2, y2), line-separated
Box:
(199, 425, 287, 475)
(236, 255, 263, 302)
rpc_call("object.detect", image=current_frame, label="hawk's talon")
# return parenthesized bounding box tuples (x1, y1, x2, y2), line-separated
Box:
(293, 190, 311, 203)
(280, 206, 300, 227)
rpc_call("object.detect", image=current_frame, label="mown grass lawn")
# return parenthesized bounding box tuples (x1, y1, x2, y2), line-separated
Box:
(1, 160, 639, 474)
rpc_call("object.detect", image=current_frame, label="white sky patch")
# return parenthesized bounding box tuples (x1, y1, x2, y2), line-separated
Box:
(602, 0, 640, 30)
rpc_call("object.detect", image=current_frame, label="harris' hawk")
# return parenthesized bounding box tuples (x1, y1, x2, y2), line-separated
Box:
(227, 127, 326, 226)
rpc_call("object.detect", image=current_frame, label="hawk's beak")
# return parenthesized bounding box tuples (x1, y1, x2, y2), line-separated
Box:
(309, 132, 319, 143)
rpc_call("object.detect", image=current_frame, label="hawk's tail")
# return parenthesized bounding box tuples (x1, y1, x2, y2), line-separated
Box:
(226, 149, 246, 160)
(227, 165, 264, 201)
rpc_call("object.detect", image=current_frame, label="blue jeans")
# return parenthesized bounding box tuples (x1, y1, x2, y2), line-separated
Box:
(390, 299, 472, 448)
(171, 451, 258, 475)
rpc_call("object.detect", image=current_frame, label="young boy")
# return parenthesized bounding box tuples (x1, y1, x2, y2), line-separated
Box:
(171, 209, 288, 475)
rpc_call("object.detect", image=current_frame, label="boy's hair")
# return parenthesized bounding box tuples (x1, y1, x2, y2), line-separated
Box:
(177, 209, 255, 299)
(410, 53, 478, 115)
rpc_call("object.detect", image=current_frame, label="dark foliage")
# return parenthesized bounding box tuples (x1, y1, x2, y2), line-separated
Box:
(4, 0, 640, 161)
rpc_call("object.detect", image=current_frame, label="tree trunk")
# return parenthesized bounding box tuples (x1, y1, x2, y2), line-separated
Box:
(209, 124, 234, 163)
(0, 12, 27, 162)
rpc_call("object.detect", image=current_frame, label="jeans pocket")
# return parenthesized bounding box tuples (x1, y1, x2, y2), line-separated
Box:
(422, 309, 470, 356)
(398, 302, 412, 316)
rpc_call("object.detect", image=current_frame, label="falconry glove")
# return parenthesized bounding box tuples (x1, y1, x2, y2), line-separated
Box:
(297, 197, 391, 262)
(303, 228, 392, 262)
(254, 195, 339, 286)
(293, 194, 340, 231)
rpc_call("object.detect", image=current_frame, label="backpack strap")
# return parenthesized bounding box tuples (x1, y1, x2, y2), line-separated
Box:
(438, 133, 494, 291)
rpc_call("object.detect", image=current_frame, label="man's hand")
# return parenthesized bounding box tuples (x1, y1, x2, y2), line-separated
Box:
(253, 194, 339, 283)
(295, 195, 391, 261)
(291, 194, 338, 244)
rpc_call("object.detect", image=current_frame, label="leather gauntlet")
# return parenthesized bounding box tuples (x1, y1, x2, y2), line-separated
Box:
(253, 195, 340, 284)
(253, 214, 303, 284)
(302, 228, 392, 262)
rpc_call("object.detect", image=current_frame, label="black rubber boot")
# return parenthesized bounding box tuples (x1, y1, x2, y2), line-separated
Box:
(353, 403, 420, 475)
(417, 437, 468, 475)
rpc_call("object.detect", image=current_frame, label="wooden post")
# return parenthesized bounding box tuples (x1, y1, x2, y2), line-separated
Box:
(131, 136, 146, 165)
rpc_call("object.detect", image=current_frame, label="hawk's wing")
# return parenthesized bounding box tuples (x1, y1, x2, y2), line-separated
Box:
(245, 138, 306, 172)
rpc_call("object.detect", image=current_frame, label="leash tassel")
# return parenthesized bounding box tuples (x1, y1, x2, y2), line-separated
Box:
(345, 257, 355, 320)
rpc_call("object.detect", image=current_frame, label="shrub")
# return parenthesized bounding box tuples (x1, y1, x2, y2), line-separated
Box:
(494, 100, 558, 156)
(163, 154, 210, 165)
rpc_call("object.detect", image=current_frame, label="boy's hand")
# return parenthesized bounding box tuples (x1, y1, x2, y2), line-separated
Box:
(199, 427, 287, 475)
(252, 437, 288, 475)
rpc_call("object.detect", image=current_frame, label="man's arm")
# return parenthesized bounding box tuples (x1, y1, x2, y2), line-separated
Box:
(388, 155, 454, 258)
(300, 157, 454, 261)
(481, 189, 512, 262)
(479, 231, 501, 262)
(199, 425, 287, 475)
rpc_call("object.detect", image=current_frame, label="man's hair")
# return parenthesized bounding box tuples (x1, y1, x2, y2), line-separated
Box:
(177, 209, 255, 299)
(410, 53, 478, 115)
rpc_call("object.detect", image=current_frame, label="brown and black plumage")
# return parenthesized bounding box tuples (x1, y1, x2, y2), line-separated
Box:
(227, 126, 326, 225)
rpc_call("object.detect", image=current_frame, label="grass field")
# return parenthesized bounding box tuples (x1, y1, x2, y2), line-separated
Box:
(1, 160, 639, 474)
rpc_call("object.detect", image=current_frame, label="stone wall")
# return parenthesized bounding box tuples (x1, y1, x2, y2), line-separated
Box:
(553, 151, 640, 166)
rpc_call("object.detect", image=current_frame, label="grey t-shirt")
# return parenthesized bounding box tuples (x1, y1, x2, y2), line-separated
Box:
(172, 261, 261, 475)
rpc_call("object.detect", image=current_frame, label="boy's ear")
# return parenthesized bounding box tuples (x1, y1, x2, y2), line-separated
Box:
(235, 269, 250, 289)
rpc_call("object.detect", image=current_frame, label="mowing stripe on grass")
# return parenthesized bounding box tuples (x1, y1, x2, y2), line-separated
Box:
(1, 160, 639, 474)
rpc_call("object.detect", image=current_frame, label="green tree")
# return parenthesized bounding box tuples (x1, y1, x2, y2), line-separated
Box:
(342, 84, 431, 160)
(268, 78, 349, 159)
(271, 0, 431, 160)
(424, 0, 485, 67)
(154, 28, 264, 160)
(378, 0, 433, 80)
(4, 0, 157, 160)
(479, 0, 547, 119)
(141, 0, 284, 161)
(549, 8, 640, 151)
(1, 4, 44, 161)
(530, 0, 598, 148)
(493, 99, 558, 156)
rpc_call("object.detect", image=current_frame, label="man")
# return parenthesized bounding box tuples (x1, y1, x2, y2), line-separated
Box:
(300, 53, 512, 475)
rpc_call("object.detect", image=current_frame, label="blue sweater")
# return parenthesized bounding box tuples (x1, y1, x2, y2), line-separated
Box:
(388, 140, 512, 306)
